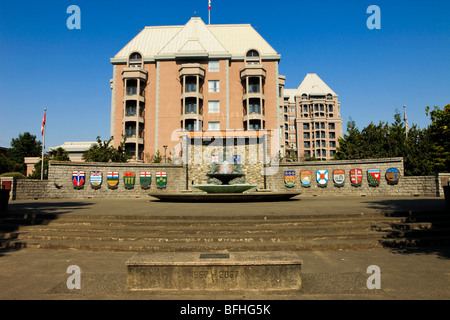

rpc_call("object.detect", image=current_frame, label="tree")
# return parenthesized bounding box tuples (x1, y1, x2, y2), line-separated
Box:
(82, 136, 130, 163)
(29, 147, 70, 179)
(7, 132, 42, 173)
(426, 104, 450, 173)
(48, 147, 70, 161)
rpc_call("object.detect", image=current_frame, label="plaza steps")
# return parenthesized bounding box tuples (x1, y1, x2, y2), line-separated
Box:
(1, 211, 450, 253)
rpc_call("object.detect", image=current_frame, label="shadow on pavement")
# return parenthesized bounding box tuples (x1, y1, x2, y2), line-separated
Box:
(362, 198, 450, 259)
(0, 201, 94, 257)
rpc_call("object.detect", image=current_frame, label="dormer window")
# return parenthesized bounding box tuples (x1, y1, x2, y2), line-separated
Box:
(129, 52, 143, 68)
(245, 49, 260, 65)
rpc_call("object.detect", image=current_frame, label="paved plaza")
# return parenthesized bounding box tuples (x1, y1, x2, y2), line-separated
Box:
(0, 196, 449, 301)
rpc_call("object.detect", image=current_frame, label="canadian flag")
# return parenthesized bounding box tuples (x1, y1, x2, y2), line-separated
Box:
(41, 109, 46, 136)
(209, 0, 211, 10)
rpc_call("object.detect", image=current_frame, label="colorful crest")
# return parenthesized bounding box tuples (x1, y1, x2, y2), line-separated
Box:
(140, 172, 152, 190)
(350, 169, 363, 187)
(284, 171, 296, 188)
(72, 171, 85, 189)
(300, 170, 311, 188)
(211, 155, 219, 163)
(233, 155, 241, 164)
(156, 172, 167, 189)
(317, 170, 328, 187)
(124, 172, 135, 189)
(385, 168, 401, 185)
(90, 171, 102, 189)
(333, 169, 345, 187)
(367, 169, 381, 187)
(107, 172, 119, 189)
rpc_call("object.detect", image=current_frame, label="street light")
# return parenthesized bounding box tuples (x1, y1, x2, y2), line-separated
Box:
(163, 145, 168, 163)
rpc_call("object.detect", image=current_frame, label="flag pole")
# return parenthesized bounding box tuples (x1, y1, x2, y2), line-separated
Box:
(208, 0, 211, 25)
(41, 108, 46, 180)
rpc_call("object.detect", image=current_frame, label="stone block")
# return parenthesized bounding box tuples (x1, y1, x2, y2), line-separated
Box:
(126, 251, 302, 292)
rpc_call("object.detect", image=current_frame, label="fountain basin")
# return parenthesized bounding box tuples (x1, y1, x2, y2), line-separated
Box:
(193, 184, 257, 194)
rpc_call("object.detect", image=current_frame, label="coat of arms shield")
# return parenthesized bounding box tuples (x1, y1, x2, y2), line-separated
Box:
(156, 172, 167, 189)
(300, 170, 311, 188)
(72, 171, 85, 190)
(284, 171, 296, 188)
(350, 169, 363, 187)
(367, 169, 381, 187)
(107, 172, 119, 189)
(140, 172, 151, 190)
(317, 170, 328, 187)
(385, 168, 400, 185)
(124, 172, 135, 190)
(90, 171, 102, 189)
(333, 169, 345, 188)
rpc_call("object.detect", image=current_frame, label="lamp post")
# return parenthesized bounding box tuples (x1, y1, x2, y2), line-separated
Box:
(163, 145, 168, 163)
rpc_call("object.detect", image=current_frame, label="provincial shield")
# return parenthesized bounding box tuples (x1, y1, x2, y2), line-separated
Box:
(367, 169, 381, 187)
(300, 170, 311, 188)
(386, 168, 400, 185)
(72, 171, 85, 190)
(156, 172, 167, 189)
(107, 172, 119, 189)
(124, 172, 135, 190)
(317, 170, 328, 187)
(284, 171, 296, 188)
(350, 169, 363, 187)
(140, 172, 151, 190)
(333, 169, 345, 188)
(90, 171, 102, 189)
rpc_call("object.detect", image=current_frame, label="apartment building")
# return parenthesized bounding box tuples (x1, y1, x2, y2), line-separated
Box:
(110, 17, 342, 162)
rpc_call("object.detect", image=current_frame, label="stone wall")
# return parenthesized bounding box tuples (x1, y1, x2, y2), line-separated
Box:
(45, 161, 186, 199)
(267, 157, 442, 197)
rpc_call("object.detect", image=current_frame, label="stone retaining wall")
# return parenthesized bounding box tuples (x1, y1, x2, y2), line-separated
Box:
(267, 158, 442, 197)
(45, 161, 186, 199)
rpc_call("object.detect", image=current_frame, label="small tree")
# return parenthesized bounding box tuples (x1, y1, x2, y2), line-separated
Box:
(152, 150, 163, 163)
(82, 136, 130, 163)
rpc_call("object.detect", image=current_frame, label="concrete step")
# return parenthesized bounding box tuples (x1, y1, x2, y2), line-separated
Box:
(14, 229, 383, 243)
(2, 238, 385, 252)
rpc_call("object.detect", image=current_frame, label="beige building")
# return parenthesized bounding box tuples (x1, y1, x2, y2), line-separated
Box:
(283, 74, 343, 160)
(110, 18, 342, 162)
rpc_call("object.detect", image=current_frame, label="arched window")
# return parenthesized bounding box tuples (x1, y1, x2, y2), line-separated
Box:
(129, 52, 143, 68)
(245, 49, 260, 65)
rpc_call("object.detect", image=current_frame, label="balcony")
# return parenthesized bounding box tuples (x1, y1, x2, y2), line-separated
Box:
(122, 67, 148, 81)
(179, 64, 205, 78)
(240, 65, 266, 79)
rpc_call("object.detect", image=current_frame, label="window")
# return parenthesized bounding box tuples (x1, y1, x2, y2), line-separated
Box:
(329, 123, 335, 130)
(249, 101, 260, 114)
(129, 52, 142, 68)
(329, 141, 336, 148)
(328, 105, 334, 112)
(290, 134, 296, 140)
(208, 80, 219, 93)
(303, 123, 310, 130)
(329, 132, 336, 139)
(330, 150, 336, 157)
(248, 78, 260, 93)
(249, 120, 262, 130)
(290, 125, 295, 131)
(304, 141, 311, 148)
(208, 61, 219, 72)
(208, 101, 220, 114)
(185, 77, 197, 92)
(303, 132, 310, 139)
(290, 107, 295, 113)
(185, 102, 197, 114)
(246, 50, 260, 65)
(208, 122, 220, 131)
(303, 106, 308, 113)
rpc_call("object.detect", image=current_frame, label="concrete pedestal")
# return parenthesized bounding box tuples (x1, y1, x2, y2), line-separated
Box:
(126, 251, 302, 291)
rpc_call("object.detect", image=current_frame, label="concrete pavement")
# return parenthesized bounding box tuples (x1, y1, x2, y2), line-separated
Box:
(0, 196, 449, 301)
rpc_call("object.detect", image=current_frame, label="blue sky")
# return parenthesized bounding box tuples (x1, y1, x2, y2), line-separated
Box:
(0, 0, 449, 149)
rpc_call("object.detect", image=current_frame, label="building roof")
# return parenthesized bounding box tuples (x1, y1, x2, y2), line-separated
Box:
(112, 17, 280, 63)
(297, 73, 337, 96)
(49, 142, 97, 153)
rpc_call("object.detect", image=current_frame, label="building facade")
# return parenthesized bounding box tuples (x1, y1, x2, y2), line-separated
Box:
(110, 17, 342, 162)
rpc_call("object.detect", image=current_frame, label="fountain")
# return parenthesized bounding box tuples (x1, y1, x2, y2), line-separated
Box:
(191, 161, 258, 194)
(149, 160, 300, 202)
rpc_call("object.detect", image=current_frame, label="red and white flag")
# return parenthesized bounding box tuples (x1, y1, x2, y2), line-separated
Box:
(41, 109, 46, 136)
(209, 0, 211, 10)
